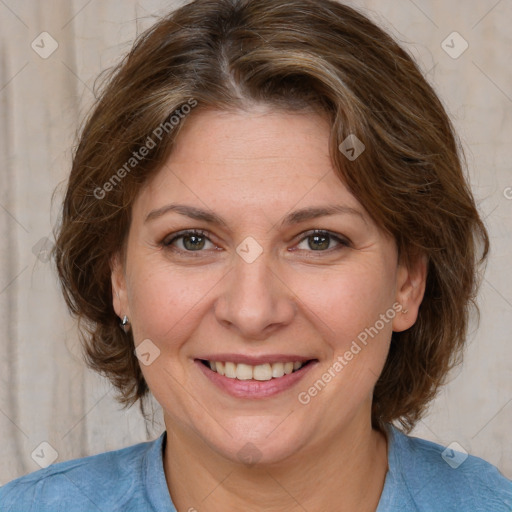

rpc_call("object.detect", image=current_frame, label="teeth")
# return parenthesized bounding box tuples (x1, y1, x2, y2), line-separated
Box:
(271, 362, 284, 378)
(224, 362, 237, 379)
(253, 363, 272, 381)
(236, 363, 253, 380)
(205, 360, 306, 380)
(216, 361, 225, 376)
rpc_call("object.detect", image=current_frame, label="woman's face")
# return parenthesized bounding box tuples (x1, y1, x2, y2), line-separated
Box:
(112, 107, 424, 464)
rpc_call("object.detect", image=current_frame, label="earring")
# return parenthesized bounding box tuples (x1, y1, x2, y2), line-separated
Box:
(120, 315, 130, 333)
(401, 307, 409, 314)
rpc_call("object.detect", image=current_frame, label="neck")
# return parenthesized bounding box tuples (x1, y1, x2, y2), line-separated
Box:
(163, 414, 389, 512)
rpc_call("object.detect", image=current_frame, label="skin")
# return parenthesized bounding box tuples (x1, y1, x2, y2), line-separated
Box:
(111, 106, 427, 512)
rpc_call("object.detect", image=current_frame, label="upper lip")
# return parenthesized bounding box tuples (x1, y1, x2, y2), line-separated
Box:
(195, 354, 316, 365)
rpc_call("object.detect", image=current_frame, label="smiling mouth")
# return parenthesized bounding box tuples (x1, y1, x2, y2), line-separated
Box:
(198, 359, 316, 381)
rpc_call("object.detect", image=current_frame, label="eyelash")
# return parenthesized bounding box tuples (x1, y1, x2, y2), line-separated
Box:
(161, 229, 351, 257)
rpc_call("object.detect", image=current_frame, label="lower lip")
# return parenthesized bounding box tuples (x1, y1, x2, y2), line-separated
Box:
(195, 360, 317, 399)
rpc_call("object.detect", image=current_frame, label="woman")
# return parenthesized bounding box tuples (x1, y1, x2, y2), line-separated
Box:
(1, 0, 511, 510)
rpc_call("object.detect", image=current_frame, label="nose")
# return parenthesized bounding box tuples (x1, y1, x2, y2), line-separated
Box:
(214, 249, 296, 340)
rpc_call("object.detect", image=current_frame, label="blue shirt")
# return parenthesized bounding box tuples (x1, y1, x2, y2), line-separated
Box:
(1, 425, 511, 511)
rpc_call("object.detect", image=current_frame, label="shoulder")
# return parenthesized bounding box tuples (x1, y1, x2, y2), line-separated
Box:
(0, 434, 166, 512)
(380, 424, 512, 512)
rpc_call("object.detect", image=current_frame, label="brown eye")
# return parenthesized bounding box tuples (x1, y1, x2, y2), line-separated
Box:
(181, 233, 206, 251)
(296, 230, 350, 252)
(163, 230, 215, 252)
(307, 233, 330, 251)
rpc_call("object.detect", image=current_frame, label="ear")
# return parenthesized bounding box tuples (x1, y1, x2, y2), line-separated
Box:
(392, 252, 428, 332)
(110, 251, 129, 320)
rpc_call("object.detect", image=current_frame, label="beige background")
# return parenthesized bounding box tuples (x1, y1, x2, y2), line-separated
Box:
(1, 0, 511, 484)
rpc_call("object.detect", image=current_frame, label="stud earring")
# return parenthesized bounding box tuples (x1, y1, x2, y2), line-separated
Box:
(120, 315, 130, 333)
(401, 307, 409, 314)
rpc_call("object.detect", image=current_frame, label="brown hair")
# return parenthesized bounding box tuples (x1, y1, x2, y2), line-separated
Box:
(52, 0, 489, 432)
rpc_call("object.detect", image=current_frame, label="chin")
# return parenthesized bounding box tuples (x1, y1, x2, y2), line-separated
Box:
(197, 415, 314, 467)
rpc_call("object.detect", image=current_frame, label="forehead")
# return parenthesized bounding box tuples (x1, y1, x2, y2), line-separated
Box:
(133, 108, 364, 219)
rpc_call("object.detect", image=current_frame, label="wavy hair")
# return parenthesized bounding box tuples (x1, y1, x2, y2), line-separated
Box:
(52, 0, 489, 432)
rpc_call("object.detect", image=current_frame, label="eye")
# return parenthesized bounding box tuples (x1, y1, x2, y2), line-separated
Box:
(162, 229, 217, 252)
(161, 228, 350, 256)
(294, 229, 350, 252)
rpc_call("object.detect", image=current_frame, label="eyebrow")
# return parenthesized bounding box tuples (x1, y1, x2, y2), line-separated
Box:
(144, 203, 366, 227)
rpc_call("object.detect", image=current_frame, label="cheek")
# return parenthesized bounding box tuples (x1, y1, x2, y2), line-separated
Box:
(126, 259, 216, 343)
(290, 261, 397, 348)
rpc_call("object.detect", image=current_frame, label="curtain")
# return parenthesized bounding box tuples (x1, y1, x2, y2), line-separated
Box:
(1, 0, 511, 484)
